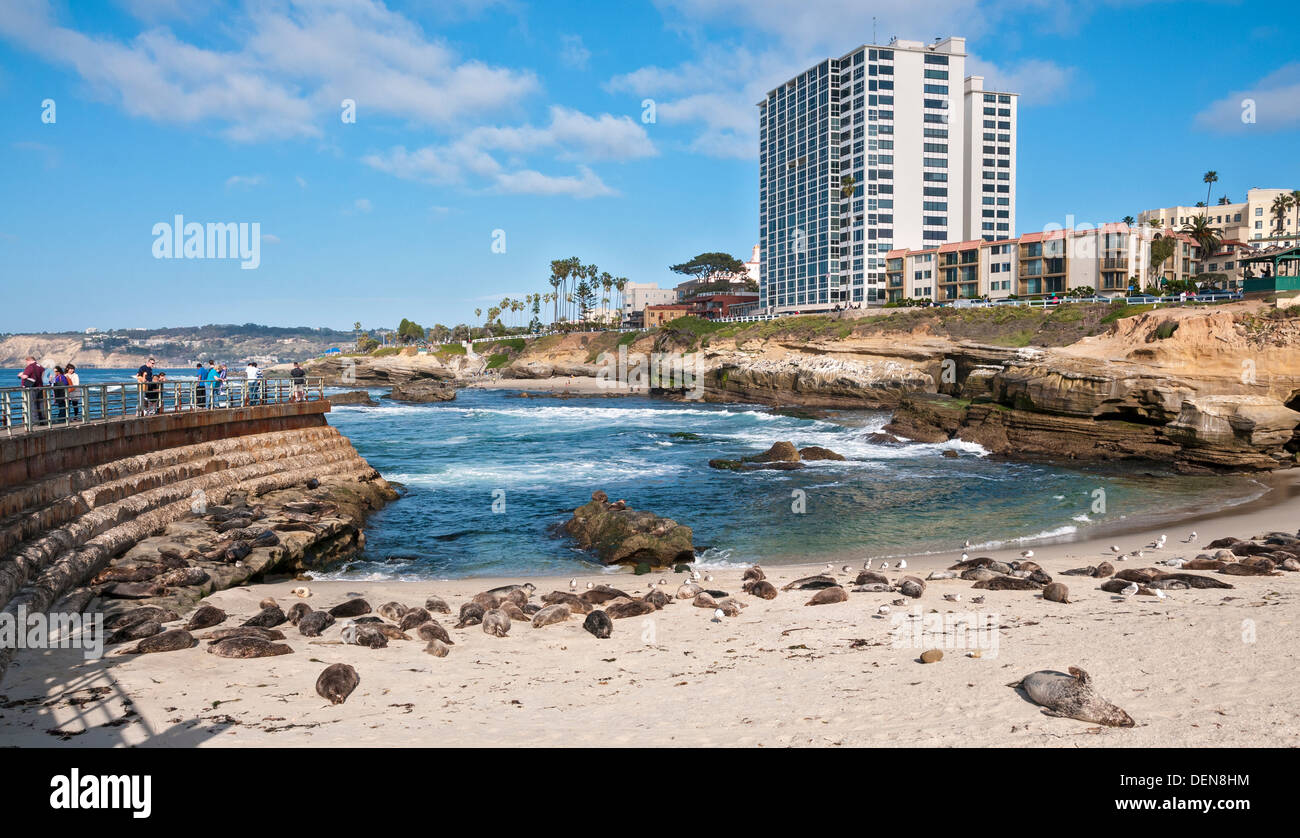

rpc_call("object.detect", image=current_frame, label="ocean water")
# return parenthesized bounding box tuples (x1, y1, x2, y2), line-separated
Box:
(3, 368, 1268, 580)
(321, 387, 1266, 581)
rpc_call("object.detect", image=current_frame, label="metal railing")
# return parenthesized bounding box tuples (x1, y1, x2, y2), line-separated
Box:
(1, 376, 325, 436)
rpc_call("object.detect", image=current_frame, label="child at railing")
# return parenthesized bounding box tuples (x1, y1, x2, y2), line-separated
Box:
(65, 364, 81, 419)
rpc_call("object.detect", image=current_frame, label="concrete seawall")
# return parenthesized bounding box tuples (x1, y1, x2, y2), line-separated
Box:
(0, 401, 396, 681)
(1, 401, 332, 488)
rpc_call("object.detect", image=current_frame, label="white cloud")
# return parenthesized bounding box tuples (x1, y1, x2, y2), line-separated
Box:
(559, 34, 590, 70)
(295, 175, 308, 188)
(362, 106, 653, 197)
(354, 198, 373, 213)
(1195, 62, 1300, 133)
(967, 55, 1076, 105)
(225, 174, 263, 188)
(0, 0, 538, 141)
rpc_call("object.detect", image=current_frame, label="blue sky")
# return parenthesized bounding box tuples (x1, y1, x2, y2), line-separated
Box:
(1, 0, 1297, 333)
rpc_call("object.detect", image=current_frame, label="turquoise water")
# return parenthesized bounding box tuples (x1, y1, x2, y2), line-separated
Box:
(4, 368, 1268, 579)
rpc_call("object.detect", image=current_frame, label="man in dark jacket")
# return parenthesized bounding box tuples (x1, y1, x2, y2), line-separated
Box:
(18, 355, 46, 426)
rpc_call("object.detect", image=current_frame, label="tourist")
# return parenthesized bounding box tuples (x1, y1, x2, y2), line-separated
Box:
(50, 366, 69, 423)
(195, 362, 207, 408)
(290, 361, 307, 402)
(65, 363, 81, 419)
(245, 360, 262, 405)
(204, 360, 217, 408)
(214, 363, 228, 406)
(136, 358, 157, 415)
(18, 356, 46, 426)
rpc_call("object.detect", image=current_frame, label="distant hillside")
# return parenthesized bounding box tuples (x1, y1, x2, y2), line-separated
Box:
(0, 323, 356, 368)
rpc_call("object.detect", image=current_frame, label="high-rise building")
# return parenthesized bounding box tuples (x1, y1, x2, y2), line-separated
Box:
(758, 36, 1017, 314)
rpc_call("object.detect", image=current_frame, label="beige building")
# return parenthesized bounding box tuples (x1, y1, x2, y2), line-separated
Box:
(644, 304, 695, 328)
(1139, 187, 1296, 247)
(886, 223, 1178, 301)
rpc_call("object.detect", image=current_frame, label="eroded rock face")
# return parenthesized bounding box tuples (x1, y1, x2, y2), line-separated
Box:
(708, 441, 844, 471)
(387, 381, 457, 403)
(1166, 396, 1300, 450)
(329, 390, 379, 406)
(561, 491, 695, 567)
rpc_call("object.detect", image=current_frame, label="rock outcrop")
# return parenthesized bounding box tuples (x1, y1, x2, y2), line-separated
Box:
(709, 441, 844, 471)
(560, 491, 695, 567)
(387, 380, 457, 403)
(329, 390, 379, 406)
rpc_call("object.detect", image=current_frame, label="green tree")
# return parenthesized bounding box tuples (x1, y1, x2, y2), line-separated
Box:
(1271, 193, 1295, 241)
(1180, 216, 1223, 271)
(670, 252, 745, 284)
(1150, 234, 1177, 284)
(1121, 215, 1135, 225)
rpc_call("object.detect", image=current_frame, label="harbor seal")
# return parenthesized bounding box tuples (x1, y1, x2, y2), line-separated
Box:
(424, 639, 450, 657)
(742, 565, 765, 583)
(370, 624, 411, 641)
(582, 585, 631, 605)
(202, 626, 286, 642)
(605, 600, 656, 619)
(854, 570, 890, 586)
(328, 598, 372, 618)
(540, 591, 592, 614)
(106, 620, 162, 645)
(183, 605, 227, 632)
(399, 608, 432, 631)
(316, 663, 359, 705)
(482, 608, 512, 637)
(346, 624, 389, 648)
(531, 604, 571, 628)
(973, 576, 1042, 590)
(208, 636, 293, 658)
(1043, 582, 1070, 603)
(298, 610, 335, 637)
(743, 579, 778, 599)
(416, 621, 454, 645)
(1008, 666, 1135, 727)
(121, 629, 195, 655)
(455, 602, 485, 628)
(286, 602, 312, 625)
(424, 596, 451, 614)
(675, 583, 702, 599)
(107, 606, 179, 630)
(242, 605, 287, 628)
(378, 601, 409, 621)
(781, 575, 838, 591)
(583, 610, 613, 639)
(499, 601, 528, 622)
(805, 586, 848, 606)
(898, 576, 926, 598)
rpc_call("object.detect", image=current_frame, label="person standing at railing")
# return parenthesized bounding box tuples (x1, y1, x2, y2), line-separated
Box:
(290, 361, 307, 402)
(213, 363, 228, 406)
(136, 358, 157, 415)
(50, 366, 69, 423)
(194, 362, 208, 408)
(18, 356, 46, 427)
(245, 360, 262, 405)
(65, 363, 81, 419)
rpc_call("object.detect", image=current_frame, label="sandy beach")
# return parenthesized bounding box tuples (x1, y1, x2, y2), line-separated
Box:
(2, 472, 1298, 748)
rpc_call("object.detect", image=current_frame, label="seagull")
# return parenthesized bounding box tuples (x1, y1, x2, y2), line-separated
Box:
(971, 595, 985, 605)
(863, 559, 873, 570)
(824, 563, 834, 575)
(898, 559, 908, 569)
(1120, 582, 1139, 598)
(1116, 553, 1128, 562)
(1110, 545, 1121, 554)
(690, 570, 701, 581)
(712, 608, 724, 623)
(1155, 589, 1167, 600)
(963, 540, 972, 549)
(658, 578, 667, 587)
(880, 562, 890, 570)
(841, 565, 852, 574)
(960, 552, 970, 563)
(1184, 531, 1198, 544)
(943, 593, 962, 602)
(705, 573, 714, 583)
(877, 605, 891, 615)
(1135, 550, 1145, 560)
(569, 578, 577, 591)
(291, 586, 312, 598)
(1021, 550, 1034, 559)
(586, 581, 594, 590)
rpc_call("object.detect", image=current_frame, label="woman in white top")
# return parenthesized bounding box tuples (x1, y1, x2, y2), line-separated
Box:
(65, 363, 82, 419)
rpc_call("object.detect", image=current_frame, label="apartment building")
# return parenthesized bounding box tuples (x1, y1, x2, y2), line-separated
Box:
(886, 223, 1165, 301)
(1139, 188, 1296, 247)
(758, 35, 1017, 314)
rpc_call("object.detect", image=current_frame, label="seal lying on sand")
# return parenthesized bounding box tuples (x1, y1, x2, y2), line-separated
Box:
(202, 626, 286, 642)
(298, 610, 335, 637)
(455, 602, 485, 628)
(243, 605, 287, 628)
(482, 609, 511, 637)
(531, 604, 571, 628)
(583, 610, 613, 639)
(316, 663, 359, 705)
(328, 598, 372, 618)
(782, 575, 838, 591)
(119, 629, 195, 655)
(106, 620, 162, 645)
(416, 621, 454, 645)
(743, 579, 778, 599)
(1008, 666, 1134, 727)
(425, 596, 451, 614)
(208, 636, 293, 658)
(805, 586, 848, 606)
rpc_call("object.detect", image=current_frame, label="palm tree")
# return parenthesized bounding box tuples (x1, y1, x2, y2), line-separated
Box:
(1270, 193, 1293, 242)
(1181, 215, 1223, 274)
(1218, 196, 1231, 205)
(1122, 215, 1135, 225)
(1291, 189, 1300, 249)
(1202, 170, 1218, 212)
(548, 261, 564, 323)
